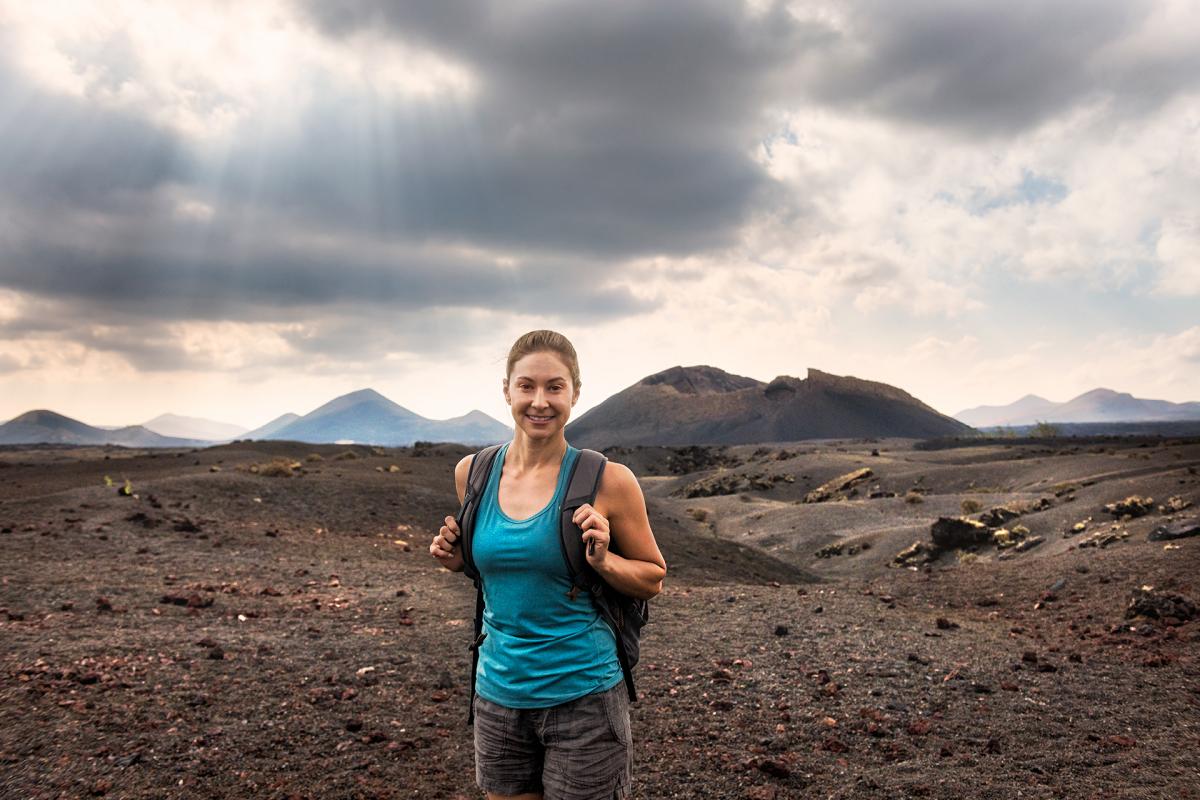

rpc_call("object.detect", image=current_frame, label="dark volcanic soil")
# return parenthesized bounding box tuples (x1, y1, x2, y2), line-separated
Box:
(1, 438, 1198, 799)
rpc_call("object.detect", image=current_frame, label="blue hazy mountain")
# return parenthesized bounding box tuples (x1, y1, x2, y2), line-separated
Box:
(956, 388, 1200, 427)
(243, 412, 302, 440)
(260, 388, 510, 446)
(0, 410, 202, 447)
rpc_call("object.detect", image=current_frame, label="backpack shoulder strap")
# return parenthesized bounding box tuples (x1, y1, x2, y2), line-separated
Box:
(459, 443, 504, 728)
(458, 443, 504, 585)
(558, 448, 608, 592)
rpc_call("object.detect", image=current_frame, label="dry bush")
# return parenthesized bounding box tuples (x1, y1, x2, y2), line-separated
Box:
(258, 458, 300, 477)
(334, 451, 358, 461)
(905, 490, 924, 505)
(305, 453, 323, 463)
(961, 498, 983, 514)
(687, 508, 709, 523)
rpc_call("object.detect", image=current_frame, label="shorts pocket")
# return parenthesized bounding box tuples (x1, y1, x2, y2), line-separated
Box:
(473, 694, 510, 762)
(601, 684, 631, 747)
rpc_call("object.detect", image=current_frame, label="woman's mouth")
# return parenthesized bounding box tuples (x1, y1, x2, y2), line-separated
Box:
(526, 414, 554, 425)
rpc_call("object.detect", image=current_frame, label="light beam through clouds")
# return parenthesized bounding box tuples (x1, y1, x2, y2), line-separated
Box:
(0, 0, 1198, 428)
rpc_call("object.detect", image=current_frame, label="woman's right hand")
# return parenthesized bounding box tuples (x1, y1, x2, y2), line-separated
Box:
(430, 515, 465, 572)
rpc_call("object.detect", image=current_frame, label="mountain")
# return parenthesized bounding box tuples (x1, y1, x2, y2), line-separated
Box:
(243, 413, 302, 440)
(263, 389, 510, 446)
(953, 394, 1059, 428)
(955, 388, 1200, 427)
(142, 413, 248, 441)
(0, 410, 201, 447)
(564, 366, 972, 448)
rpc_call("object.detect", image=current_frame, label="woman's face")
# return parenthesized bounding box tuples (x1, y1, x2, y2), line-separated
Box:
(504, 351, 578, 441)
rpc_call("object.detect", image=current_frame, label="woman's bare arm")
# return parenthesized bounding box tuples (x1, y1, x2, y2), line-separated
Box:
(594, 462, 666, 600)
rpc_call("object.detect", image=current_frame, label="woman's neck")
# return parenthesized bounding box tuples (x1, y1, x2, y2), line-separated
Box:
(507, 432, 568, 473)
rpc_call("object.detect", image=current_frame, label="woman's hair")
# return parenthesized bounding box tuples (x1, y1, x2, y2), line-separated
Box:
(505, 330, 581, 394)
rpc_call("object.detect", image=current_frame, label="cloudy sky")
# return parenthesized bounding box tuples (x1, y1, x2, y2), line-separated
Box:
(1, 0, 1198, 430)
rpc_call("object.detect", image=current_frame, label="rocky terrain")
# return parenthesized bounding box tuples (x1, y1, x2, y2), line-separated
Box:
(1, 436, 1198, 799)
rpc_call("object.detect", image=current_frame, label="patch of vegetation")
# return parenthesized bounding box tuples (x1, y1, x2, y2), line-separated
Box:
(904, 490, 924, 505)
(961, 498, 983, 514)
(1033, 420, 1060, 438)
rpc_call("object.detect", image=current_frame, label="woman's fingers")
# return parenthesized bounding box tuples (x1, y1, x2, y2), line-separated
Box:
(441, 516, 459, 544)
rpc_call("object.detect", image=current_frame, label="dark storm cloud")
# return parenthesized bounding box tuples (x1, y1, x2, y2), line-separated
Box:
(802, 0, 1200, 136)
(0, 57, 188, 213)
(283, 0, 825, 253)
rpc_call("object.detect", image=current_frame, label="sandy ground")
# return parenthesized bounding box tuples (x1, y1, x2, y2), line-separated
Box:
(1, 437, 1198, 799)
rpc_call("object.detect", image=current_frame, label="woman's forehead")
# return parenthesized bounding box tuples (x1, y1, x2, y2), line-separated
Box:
(511, 351, 570, 379)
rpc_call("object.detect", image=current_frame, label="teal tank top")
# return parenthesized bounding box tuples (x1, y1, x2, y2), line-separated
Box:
(473, 442, 624, 707)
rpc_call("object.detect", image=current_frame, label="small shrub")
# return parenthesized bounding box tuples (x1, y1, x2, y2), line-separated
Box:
(905, 490, 924, 505)
(258, 458, 301, 477)
(687, 508, 709, 523)
(961, 498, 983, 514)
(305, 453, 323, 463)
(957, 550, 978, 564)
(334, 451, 358, 461)
(1033, 420, 1060, 438)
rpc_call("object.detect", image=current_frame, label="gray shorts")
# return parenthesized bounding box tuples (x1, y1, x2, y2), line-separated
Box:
(473, 681, 632, 799)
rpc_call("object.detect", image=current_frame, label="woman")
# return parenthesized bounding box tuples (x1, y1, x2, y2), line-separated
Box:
(429, 329, 667, 800)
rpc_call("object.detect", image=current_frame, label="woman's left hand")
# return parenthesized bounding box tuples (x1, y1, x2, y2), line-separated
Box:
(573, 503, 611, 567)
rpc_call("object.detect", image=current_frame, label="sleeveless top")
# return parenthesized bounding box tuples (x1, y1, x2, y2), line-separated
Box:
(473, 442, 624, 707)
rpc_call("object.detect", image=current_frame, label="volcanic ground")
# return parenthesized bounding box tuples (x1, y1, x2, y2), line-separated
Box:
(1, 437, 1198, 799)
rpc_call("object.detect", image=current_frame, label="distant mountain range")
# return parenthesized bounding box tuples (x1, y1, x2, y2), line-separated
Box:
(955, 388, 1200, 427)
(9, 374, 1197, 449)
(565, 366, 972, 447)
(0, 390, 511, 447)
(0, 410, 204, 447)
(251, 389, 510, 446)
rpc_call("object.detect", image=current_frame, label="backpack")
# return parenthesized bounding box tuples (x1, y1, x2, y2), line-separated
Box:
(455, 443, 650, 726)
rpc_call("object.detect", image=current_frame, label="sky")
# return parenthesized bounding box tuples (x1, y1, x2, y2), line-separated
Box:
(1, 0, 1198, 430)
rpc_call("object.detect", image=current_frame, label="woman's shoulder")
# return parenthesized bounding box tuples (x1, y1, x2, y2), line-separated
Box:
(594, 458, 638, 499)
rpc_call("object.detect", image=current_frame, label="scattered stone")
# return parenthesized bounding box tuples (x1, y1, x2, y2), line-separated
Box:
(1014, 536, 1044, 552)
(1104, 496, 1154, 518)
(773, 625, 789, 636)
(935, 617, 959, 630)
(1147, 519, 1200, 541)
(892, 541, 935, 568)
(678, 470, 791, 498)
(1158, 496, 1192, 514)
(804, 468, 873, 503)
(207, 646, 225, 660)
(979, 506, 1021, 527)
(95, 596, 114, 613)
(930, 517, 991, 549)
(1124, 587, 1197, 624)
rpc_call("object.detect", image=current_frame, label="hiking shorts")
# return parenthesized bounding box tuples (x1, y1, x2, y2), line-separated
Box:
(473, 681, 632, 799)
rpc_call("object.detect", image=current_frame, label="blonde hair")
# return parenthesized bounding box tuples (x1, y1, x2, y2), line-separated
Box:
(505, 330, 581, 394)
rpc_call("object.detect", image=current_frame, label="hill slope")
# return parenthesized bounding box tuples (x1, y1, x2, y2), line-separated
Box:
(566, 366, 971, 448)
(266, 389, 510, 446)
(0, 410, 199, 447)
(957, 388, 1200, 426)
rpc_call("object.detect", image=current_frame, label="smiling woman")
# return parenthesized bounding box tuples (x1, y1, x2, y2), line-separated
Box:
(429, 329, 666, 800)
